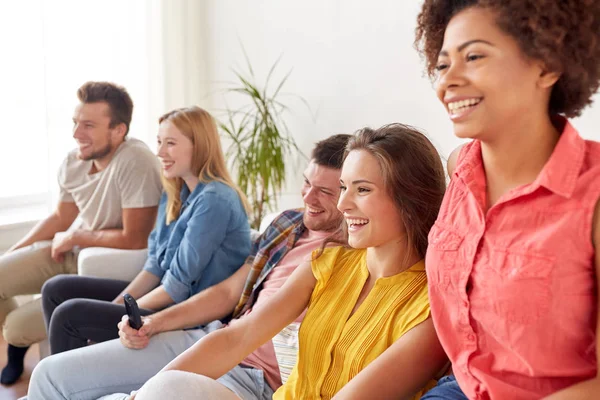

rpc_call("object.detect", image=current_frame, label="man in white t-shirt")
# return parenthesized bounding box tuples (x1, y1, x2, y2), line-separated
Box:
(0, 81, 162, 385)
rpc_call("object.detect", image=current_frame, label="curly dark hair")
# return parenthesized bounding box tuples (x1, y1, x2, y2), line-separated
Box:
(414, 0, 600, 118)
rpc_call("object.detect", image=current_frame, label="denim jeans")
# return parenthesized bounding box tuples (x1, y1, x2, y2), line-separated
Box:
(25, 321, 223, 400)
(421, 375, 469, 400)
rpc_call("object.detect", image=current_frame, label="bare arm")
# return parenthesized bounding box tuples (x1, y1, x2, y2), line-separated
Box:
(333, 318, 448, 400)
(136, 286, 174, 311)
(151, 263, 251, 331)
(51, 206, 157, 262)
(113, 270, 162, 305)
(71, 206, 157, 250)
(8, 201, 79, 252)
(161, 260, 316, 378)
(543, 198, 600, 399)
(118, 263, 251, 348)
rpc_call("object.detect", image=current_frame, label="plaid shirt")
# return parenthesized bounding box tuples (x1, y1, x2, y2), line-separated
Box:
(232, 208, 305, 318)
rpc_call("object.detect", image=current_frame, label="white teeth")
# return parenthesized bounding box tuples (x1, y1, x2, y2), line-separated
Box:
(448, 98, 481, 112)
(347, 218, 369, 226)
(308, 207, 324, 213)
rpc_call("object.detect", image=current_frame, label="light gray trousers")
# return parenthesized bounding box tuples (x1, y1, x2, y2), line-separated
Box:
(25, 324, 216, 400)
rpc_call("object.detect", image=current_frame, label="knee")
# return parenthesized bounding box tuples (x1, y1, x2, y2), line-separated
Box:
(41, 275, 75, 303)
(49, 299, 85, 331)
(137, 371, 236, 400)
(3, 310, 30, 346)
(137, 371, 202, 400)
(29, 356, 60, 396)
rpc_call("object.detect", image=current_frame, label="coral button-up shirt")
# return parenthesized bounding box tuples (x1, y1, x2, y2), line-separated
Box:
(426, 118, 600, 400)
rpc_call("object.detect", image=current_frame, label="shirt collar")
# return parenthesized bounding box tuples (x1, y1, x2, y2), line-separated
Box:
(180, 181, 206, 207)
(534, 117, 585, 198)
(454, 116, 585, 199)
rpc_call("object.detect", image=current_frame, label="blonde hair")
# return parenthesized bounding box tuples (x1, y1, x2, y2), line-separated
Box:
(159, 106, 251, 224)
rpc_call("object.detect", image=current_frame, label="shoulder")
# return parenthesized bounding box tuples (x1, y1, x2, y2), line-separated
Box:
(112, 138, 158, 167)
(198, 181, 239, 204)
(58, 149, 88, 179)
(311, 246, 364, 282)
(263, 208, 304, 235)
(584, 139, 600, 167)
(447, 142, 478, 177)
(270, 208, 304, 226)
(61, 148, 83, 168)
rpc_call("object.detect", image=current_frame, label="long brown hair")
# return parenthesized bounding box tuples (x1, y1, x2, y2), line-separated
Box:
(319, 123, 446, 259)
(159, 106, 251, 224)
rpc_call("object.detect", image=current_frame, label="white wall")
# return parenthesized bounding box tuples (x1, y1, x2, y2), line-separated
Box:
(200, 0, 600, 210)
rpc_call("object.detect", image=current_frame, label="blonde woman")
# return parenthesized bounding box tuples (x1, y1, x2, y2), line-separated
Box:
(40, 106, 252, 355)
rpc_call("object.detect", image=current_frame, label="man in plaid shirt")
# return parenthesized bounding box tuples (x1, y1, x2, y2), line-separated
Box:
(26, 134, 351, 400)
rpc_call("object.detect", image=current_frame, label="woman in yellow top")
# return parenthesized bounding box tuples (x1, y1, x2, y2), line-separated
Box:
(133, 124, 449, 400)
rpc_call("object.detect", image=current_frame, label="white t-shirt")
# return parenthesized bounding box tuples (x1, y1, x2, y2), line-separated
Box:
(57, 138, 162, 231)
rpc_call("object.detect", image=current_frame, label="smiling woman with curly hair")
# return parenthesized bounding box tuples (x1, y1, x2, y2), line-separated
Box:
(414, 1, 600, 400)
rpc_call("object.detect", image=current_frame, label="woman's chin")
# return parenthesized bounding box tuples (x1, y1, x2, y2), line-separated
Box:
(453, 123, 484, 140)
(348, 236, 368, 250)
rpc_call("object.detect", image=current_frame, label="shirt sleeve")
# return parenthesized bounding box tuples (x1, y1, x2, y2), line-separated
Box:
(142, 193, 167, 278)
(310, 247, 342, 287)
(57, 155, 74, 202)
(162, 191, 234, 303)
(142, 227, 162, 277)
(116, 147, 162, 209)
(392, 283, 431, 340)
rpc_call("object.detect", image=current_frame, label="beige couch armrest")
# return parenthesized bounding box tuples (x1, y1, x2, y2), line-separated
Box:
(77, 247, 148, 282)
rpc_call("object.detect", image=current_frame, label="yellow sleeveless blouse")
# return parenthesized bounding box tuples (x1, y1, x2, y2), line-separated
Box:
(273, 246, 433, 399)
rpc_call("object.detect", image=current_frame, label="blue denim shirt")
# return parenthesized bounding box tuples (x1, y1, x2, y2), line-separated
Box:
(143, 181, 251, 303)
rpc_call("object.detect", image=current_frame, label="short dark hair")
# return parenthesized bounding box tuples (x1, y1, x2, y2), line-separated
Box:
(415, 0, 600, 118)
(311, 134, 352, 169)
(77, 81, 134, 134)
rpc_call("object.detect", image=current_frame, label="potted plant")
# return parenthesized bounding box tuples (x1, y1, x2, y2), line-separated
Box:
(219, 55, 305, 229)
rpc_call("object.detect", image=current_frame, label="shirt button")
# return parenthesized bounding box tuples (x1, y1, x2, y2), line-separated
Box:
(468, 334, 476, 341)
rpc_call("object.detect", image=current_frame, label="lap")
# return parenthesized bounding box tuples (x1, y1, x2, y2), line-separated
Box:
(420, 375, 469, 400)
(218, 364, 274, 400)
(29, 324, 221, 400)
(43, 274, 130, 303)
(137, 371, 241, 400)
(0, 241, 77, 298)
(136, 365, 273, 400)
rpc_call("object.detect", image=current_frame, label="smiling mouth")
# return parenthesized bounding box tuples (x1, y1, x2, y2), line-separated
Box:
(446, 98, 483, 121)
(346, 218, 369, 230)
(307, 207, 324, 215)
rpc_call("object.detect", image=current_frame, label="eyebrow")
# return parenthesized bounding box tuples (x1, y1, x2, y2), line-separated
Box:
(439, 39, 494, 57)
(73, 118, 95, 124)
(340, 179, 375, 185)
(304, 175, 335, 192)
